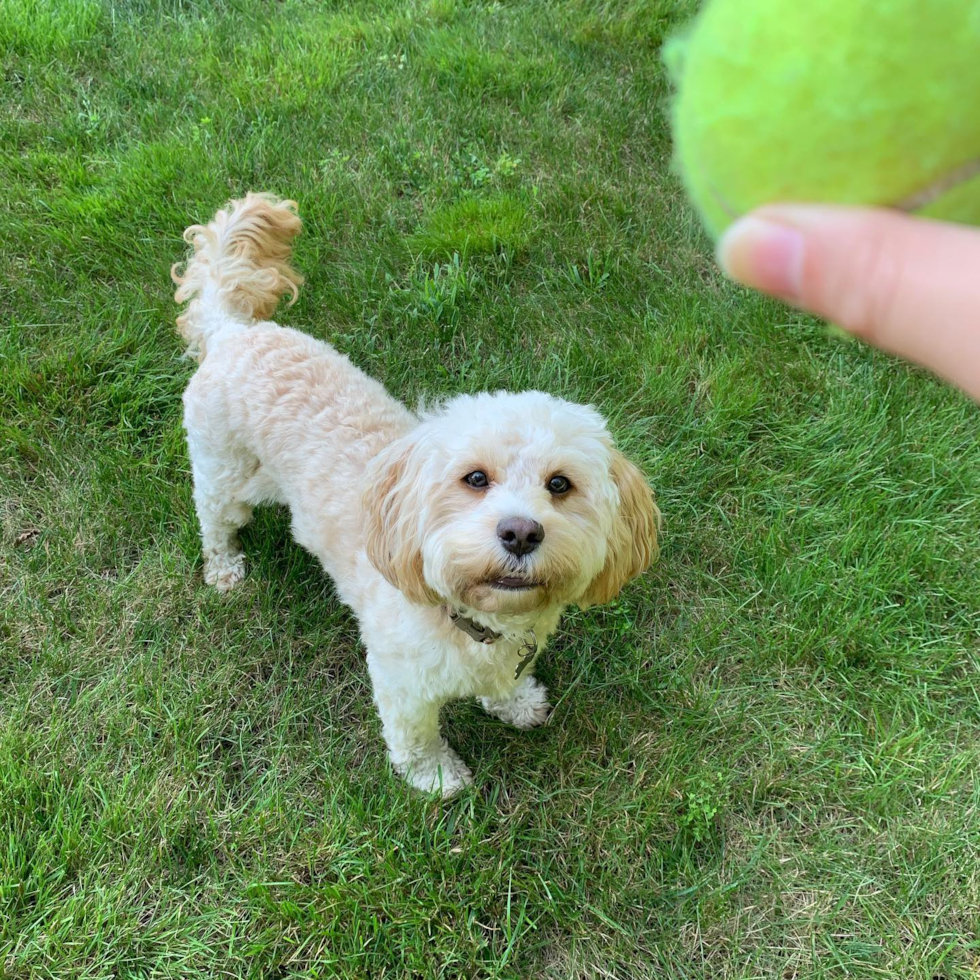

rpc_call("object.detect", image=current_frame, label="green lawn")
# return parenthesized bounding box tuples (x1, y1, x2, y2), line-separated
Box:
(3, 1, 980, 976)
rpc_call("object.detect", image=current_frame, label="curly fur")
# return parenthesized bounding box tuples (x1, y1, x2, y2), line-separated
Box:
(174, 193, 661, 796)
(171, 192, 303, 359)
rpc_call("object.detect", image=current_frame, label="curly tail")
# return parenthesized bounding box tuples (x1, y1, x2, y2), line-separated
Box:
(171, 192, 303, 360)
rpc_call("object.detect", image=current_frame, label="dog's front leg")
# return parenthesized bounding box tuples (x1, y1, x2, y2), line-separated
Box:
(481, 673, 552, 729)
(368, 663, 473, 797)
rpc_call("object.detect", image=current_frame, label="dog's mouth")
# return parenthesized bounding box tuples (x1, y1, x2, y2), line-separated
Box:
(487, 575, 543, 591)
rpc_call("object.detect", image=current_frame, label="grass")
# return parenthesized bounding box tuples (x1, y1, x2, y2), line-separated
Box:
(409, 195, 533, 260)
(2, 0, 980, 976)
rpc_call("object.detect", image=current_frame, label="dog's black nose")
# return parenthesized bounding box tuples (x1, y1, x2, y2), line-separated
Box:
(496, 517, 545, 557)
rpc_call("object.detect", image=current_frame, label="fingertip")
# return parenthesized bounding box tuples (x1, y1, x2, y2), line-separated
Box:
(716, 214, 805, 300)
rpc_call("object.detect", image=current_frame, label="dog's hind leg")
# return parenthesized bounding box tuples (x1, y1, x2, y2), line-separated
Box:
(187, 432, 257, 593)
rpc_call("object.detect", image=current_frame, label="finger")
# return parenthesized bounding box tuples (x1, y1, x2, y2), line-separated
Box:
(717, 205, 980, 401)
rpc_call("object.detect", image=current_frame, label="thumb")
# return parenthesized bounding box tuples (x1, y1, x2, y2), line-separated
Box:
(717, 205, 980, 402)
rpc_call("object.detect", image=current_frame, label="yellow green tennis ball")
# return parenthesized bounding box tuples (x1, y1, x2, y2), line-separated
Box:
(664, 0, 980, 239)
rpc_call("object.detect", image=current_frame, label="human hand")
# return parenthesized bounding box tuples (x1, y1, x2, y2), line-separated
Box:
(717, 205, 980, 402)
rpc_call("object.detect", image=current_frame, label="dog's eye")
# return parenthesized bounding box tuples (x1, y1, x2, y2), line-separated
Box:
(547, 475, 572, 495)
(463, 470, 490, 489)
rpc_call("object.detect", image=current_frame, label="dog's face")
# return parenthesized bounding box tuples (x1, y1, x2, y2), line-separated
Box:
(365, 392, 659, 617)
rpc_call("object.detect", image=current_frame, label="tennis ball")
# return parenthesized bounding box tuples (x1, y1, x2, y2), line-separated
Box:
(664, 0, 980, 238)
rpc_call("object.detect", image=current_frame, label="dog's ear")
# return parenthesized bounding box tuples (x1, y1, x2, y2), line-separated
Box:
(579, 450, 660, 608)
(364, 436, 441, 606)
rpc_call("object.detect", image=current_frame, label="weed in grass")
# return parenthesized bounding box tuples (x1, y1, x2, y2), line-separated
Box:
(678, 771, 728, 844)
(563, 248, 616, 293)
(386, 253, 480, 337)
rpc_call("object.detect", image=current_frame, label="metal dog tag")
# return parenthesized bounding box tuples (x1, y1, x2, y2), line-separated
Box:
(514, 631, 537, 680)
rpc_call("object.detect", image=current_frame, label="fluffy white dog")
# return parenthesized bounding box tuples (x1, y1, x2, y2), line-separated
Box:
(173, 193, 660, 796)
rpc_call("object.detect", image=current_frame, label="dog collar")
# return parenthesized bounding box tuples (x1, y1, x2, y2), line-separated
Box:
(447, 608, 501, 644)
(447, 608, 538, 680)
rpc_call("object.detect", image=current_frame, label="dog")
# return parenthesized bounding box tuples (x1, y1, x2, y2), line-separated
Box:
(172, 193, 660, 796)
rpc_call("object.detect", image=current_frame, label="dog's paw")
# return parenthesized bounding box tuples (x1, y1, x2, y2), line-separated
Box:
(204, 552, 246, 593)
(400, 745, 473, 798)
(481, 676, 552, 730)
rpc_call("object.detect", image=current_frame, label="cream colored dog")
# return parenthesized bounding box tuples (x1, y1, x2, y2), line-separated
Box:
(173, 193, 660, 796)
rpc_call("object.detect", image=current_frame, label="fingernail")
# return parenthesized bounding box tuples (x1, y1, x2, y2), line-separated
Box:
(716, 216, 805, 300)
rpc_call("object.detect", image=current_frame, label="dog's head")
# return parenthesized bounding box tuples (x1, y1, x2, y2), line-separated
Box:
(364, 391, 659, 616)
